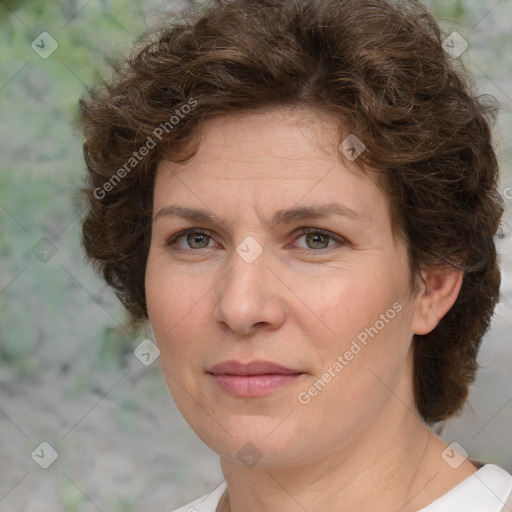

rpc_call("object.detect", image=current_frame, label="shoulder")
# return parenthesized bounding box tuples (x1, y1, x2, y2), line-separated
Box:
(418, 464, 512, 512)
(169, 482, 228, 512)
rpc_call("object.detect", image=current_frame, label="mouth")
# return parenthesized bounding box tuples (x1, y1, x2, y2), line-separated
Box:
(207, 360, 306, 397)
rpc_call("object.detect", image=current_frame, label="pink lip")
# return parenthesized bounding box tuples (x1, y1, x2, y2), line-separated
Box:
(208, 360, 302, 376)
(207, 360, 305, 397)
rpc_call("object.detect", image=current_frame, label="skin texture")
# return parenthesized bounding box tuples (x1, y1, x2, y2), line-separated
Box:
(145, 107, 476, 512)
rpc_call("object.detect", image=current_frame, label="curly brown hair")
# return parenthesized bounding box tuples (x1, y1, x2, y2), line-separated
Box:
(79, 0, 504, 424)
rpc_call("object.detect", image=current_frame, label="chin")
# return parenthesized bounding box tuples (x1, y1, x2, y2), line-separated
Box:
(189, 413, 311, 468)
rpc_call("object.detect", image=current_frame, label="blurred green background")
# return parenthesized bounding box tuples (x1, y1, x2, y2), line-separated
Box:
(1, 0, 511, 510)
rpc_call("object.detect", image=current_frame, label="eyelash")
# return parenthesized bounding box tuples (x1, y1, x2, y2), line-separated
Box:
(165, 227, 346, 255)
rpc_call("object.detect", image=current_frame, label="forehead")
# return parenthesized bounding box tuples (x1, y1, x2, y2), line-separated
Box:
(178, 106, 353, 173)
(152, 107, 391, 231)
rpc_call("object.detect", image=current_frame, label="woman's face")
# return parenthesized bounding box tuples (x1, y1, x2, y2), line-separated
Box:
(145, 107, 424, 468)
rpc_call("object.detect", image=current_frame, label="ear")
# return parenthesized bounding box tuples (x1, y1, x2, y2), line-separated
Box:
(412, 267, 463, 335)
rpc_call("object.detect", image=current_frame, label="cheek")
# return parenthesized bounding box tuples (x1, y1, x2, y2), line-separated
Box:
(293, 265, 416, 406)
(146, 252, 202, 325)
(294, 286, 414, 432)
(146, 263, 188, 350)
(294, 263, 409, 341)
(145, 262, 213, 384)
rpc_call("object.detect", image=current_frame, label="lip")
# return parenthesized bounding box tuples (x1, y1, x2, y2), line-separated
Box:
(207, 360, 305, 397)
(208, 360, 302, 376)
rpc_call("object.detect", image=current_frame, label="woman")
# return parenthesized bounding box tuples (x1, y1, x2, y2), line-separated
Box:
(79, 0, 512, 510)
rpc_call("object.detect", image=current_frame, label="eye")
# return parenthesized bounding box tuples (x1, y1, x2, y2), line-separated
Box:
(166, 229, 215, 251)
(293, 228, 345, 251)
(165, 227, 346, 254)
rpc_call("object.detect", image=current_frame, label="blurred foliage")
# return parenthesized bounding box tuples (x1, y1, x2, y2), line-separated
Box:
(0, 0, 150, 378)
(425, 0, 469, 20)
(96, 326, 137, 369)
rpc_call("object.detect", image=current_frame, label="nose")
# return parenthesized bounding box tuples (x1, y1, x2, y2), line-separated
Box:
(213, 243, 286, 337)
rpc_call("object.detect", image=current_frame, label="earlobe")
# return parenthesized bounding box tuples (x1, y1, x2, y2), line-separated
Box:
(412, 267, 463, 335)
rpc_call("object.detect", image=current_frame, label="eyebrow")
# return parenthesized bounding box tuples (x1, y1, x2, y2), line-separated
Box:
(153, 202, 367, 229)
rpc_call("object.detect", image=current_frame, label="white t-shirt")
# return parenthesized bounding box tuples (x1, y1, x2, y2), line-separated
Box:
(170, 464, 512, 512)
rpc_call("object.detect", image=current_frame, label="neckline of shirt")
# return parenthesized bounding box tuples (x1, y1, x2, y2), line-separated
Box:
(417, 463, 512, 512)
(185, 463, 512, 512)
